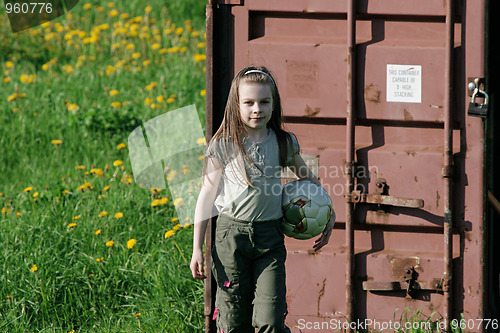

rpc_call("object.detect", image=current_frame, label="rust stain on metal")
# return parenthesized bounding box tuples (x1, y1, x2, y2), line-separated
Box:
(404, 109, 414, 121)
(304, 105, 321, 117)
(390, 257, 421, 280)
(317, 278, 326, 316)
(365, 84, 381, 104)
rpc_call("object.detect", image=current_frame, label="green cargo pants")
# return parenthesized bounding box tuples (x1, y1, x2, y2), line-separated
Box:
(211, 214, 291, 333)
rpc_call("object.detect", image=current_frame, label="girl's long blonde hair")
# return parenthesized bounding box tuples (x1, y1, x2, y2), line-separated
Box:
(204, 65, 294, 187)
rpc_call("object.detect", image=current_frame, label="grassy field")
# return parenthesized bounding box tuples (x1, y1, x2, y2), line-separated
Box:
(0, 1, 207, 332)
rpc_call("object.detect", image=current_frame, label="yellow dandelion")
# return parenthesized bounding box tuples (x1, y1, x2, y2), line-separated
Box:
(143, 60, 150, 67)
(167, 97, 175, 103)
(164, 230, 175, 239)
(91, 168, 104, 177)
(83, 3, 92, 10)
(30, 264, 38, 272)
(167, 46, 179, 53)
(127, 238, 136, 249)
(117, 143, 126, 150)
(184, 223, 192, 229)
(111, 101, 122, 108)
(95, 229, 102, 235)
(126, 43, 135, 50)
(62, 190, 69, 194)
(144, 98, 153, 105)
(109, 89, 119, 96)
(113, 160, 123, 167)
(106, 240, 115, 247)
(3, 77, 10, 83)
(200, 89, 206, 97)
(75, 165, 85, 170)
(96, 257, 104, 262)
(120, 13, 129, 20)
(151, 199, 160, 207)
(67, 103, 78, 112)
(23, 186, 33, 192)
(109, 9, 118, 17)
(67, 222, 77, 228)
(173, 198, 183, 207)
(134, 313, 141, 317)
(160, 197, 168, 204)
(103, 185, 110, 192)
(52, 139, 63, 145)
(132, 52, 141, 59)
(6, 61, 14, 68)
(114, 212, 123, 218)
(194, 54, 206, 62)
(171, 217, 179, 223)
(16, 211, 21, 216)
(198, 42, 205, 48)
(196, 137, 206, 145)
(98, 211, 107, 217)
(145, 5, 152, 13)
(173, 224, 181, 231)
(73, 215, 81, 220)
(176, 27, 184, 35)
(152, 43, 161, 50)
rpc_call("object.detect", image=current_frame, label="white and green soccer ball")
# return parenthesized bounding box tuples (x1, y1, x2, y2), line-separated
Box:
(281, 179, 335, 240)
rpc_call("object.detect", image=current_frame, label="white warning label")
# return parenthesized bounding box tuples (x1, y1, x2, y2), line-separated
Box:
(386, 64, 422, 103)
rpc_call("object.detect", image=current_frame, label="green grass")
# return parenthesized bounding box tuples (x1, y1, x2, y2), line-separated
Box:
(0, 0, 207, 332)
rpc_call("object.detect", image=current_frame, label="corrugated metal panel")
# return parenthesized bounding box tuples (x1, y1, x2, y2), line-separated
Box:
(206, 0, 491, 331)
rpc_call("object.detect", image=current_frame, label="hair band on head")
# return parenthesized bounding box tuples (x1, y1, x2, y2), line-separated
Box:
(243, 69, 275, 85)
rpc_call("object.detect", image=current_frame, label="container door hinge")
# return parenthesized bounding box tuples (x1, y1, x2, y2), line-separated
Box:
(363, 267, 443, 299)
(347, 178, 424, 208)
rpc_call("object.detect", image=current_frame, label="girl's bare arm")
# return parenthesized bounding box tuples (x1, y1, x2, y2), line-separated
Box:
(190, 157, 222, 279)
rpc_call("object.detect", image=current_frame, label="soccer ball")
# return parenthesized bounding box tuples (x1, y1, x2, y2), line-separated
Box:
(281, 179, 335, 240)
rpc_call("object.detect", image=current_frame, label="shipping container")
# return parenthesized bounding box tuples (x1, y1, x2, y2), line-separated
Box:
(204, 0, 500, 332)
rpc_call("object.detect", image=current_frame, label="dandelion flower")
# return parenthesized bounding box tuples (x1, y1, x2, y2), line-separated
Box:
(109, 89, 119, 96)
(91, 168, 104, 177)
(98, 211, 107, 217)
(145, 5, 152, 13)
(103, 185, 110, 191)
(114, 212, 123, 218)
(83, 3, 92, 10)
(144, 98, 153, 105)
(96, 257, 104, 262)
(52, 139, 63, 145)
(113, 160, 123, 167)
(95, 229, 102, 235)
(151, 199, 160, 207)
(30, 264, 38, 272)
(184, 223, 192, 229)
(127, 238, 136, 249)
(23, 186, 33, 192)
(73, 215, 81, 220)
(6, 61, 14, 68)
(196, 137, 206, 145)
(160, 197, 168, 204)
(117, 143, 126, 150)
(171, 217, 179, 223)
(164, 230, 175, 239)
(173, 224, 181, 231)
(106, 240, 115, 247)
(109, 9, 118, 17)
(67, 222, 77, 228)
(111, 102, 122, 108)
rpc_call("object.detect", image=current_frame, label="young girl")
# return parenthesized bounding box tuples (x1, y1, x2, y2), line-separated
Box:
(190, 66, 334, 333)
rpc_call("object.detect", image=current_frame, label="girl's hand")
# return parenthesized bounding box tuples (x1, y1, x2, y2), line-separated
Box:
(313, 218, 334, 252)
(190, 249, 207, 280)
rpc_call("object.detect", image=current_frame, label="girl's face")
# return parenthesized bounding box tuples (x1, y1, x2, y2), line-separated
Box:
(238, 81, 273, 135)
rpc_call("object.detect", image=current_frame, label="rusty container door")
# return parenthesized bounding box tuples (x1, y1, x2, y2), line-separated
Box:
(206, 0, 492, 331)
